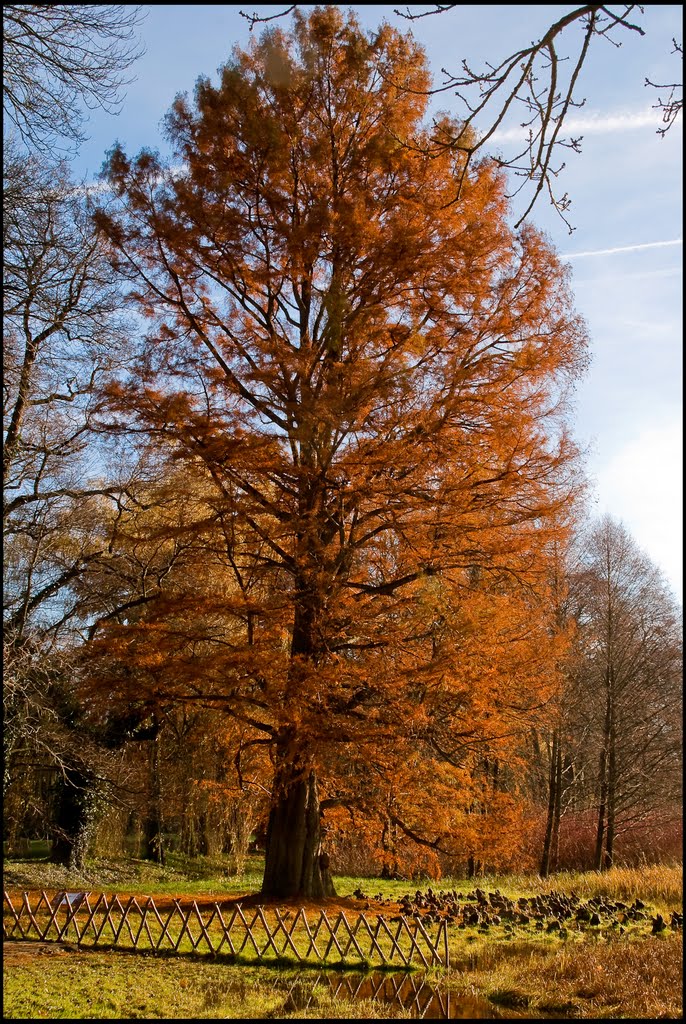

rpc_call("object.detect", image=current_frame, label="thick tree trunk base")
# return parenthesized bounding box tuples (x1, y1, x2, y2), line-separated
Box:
(49, 763, 97, 869)
(261, 766, 336, 899)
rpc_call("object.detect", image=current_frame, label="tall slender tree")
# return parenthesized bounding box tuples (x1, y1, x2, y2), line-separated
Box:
(3, 145, 134, 838)
(573, 516, 682, 870)
(93, 6, 588, 897)
(3, 2, 147, 862)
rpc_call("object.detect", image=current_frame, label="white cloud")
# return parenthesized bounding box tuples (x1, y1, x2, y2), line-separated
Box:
(592, 418, 683, 601)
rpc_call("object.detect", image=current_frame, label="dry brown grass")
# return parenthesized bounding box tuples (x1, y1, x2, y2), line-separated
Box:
(449, 931, 683, 1019)
(536, 932, 684, 1018)
(545, 864, 683, 910)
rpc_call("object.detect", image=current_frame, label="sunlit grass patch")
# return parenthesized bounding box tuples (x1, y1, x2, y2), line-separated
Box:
(442, 929, 683, 1019)
(543, 863, 683, 909)
(2, 951, 414, 1019)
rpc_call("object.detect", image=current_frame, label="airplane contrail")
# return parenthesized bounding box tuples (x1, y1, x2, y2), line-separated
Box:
(560, 239, 683, 259)
(491, 107, 678, 143)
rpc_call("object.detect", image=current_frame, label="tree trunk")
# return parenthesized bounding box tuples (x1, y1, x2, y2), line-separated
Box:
(594, 673, 612, 871)
(50, 761, 98, 869)
(381, 809, 400, 879)
(260, 572, 336, 899)
(594, 747, 608, 871)
(141, 726, 165, 864)
(261, 733, 335, 898)
(467, 855, 483, 878)
(540, 729, 559, 877)
(604, 697, 617, 870)
(551, 739, 563, 871)
(540, 730, 564, 877)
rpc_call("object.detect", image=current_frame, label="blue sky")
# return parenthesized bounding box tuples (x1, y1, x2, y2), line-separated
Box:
(72, 4, 682, 600)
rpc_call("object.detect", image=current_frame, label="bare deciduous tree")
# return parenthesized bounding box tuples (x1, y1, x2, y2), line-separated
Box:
(556, 516, 683, 870)
(2, 4, 147, 864)
(2, 147, 137, 860)
(3, 4, 146, 153)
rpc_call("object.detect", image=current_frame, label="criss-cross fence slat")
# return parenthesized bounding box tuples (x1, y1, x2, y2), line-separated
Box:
(3, 891, 449, 968)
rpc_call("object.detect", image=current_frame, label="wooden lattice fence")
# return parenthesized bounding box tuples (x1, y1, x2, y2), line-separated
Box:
(3, 891, 449, 968)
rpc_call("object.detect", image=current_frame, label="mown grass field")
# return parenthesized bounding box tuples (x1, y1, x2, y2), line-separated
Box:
(3, 855, 683, 1019)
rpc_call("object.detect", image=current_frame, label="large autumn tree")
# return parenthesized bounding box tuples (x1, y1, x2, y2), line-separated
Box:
(93, 6, 588, 897)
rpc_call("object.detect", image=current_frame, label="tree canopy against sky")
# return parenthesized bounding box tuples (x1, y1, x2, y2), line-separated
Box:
(93, 6, 589, 897)
(239, 3, 682, 232)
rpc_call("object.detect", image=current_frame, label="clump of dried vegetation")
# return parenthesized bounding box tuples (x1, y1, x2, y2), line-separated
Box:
(465, 930, 683, 1019)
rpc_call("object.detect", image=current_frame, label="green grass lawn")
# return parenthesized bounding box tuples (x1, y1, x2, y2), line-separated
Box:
(3, 856, 682, 1019)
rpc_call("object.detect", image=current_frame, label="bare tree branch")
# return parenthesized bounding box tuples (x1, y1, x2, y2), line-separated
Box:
(388, 5, 651, 231)
(645, 38, 683, 136)
(238, 5, 296, 31)
(3, 4, 147, 154)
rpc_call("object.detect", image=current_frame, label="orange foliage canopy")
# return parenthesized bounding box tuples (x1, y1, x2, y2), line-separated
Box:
(91, 7, 588, 895)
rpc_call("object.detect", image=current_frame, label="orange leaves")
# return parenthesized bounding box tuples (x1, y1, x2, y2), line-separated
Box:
(87, 7, 592, 877)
